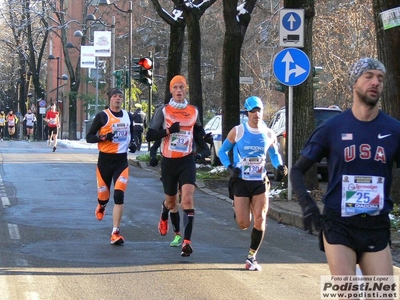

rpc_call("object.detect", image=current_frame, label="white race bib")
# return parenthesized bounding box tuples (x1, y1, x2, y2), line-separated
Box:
(168, 131, 192, 153)
(341, 175, 384, 217)
(112, 122, 129, 143)
(241, 157, 265, 181)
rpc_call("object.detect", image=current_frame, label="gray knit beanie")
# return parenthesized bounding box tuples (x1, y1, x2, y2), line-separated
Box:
(107, 87, 123, 101)
(349, 57, 386, 88)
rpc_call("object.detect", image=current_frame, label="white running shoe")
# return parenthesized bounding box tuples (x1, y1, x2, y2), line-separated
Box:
(245, 257, 262, 271)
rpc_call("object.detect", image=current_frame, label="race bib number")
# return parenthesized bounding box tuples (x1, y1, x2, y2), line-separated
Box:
(112, 122, 129, 143)
(242, 157, 265, 181)
(341, 175, 384, 217)
(168, 131, 192, 153)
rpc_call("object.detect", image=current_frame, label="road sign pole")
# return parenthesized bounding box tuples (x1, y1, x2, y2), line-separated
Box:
(273, 48, 311, 200)
(288, 86, 293, 200)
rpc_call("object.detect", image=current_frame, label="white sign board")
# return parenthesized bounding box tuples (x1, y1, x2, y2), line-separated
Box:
(239, 77, 254, 84)
(380, 7, 400, 30)
(80, 46, 96, 69)
(94, 31, 111, 57)
(39, 107, 46, 115)
(279, 9, 304, 47)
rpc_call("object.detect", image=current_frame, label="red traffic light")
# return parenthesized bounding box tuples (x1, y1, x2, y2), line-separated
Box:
(138, 57, 152, 70)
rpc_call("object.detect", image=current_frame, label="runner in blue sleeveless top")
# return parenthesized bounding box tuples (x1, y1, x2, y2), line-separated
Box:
(219, 96, 287, 271)
(291, 57, 400, 277)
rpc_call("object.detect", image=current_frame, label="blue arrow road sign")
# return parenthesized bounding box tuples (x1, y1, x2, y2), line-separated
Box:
(282, 11, 302, 31)
(273, 48, 310, 86)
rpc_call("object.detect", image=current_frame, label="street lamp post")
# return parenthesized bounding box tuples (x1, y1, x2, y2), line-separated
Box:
(48, 55, 69, 138)
(99, 0, 133, 112)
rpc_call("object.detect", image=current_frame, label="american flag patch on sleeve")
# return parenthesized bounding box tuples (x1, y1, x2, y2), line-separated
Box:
(341, 133, 353, 140)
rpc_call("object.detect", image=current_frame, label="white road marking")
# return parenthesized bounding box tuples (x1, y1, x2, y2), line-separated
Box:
(7, 223, 20, 240)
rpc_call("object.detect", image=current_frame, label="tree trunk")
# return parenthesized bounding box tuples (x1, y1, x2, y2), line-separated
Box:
(221, 0, 257, 141)
(373, 0, 400, 203)
(164, 24, 185, 104)
(185, 10, 204, 123)
(149, 0, 186, 104)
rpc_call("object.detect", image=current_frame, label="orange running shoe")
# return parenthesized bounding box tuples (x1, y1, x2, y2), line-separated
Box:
(158, 217, 168, 236)
(110, 230, 124, 245)
(95, 204, 105, 221)
(181, 239, 193, 257)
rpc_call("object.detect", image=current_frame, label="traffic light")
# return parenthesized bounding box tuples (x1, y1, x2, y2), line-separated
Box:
(313, 66, 324, 90)
(274, 80, 287, 93)
(132, 57, 153, 86)
(113, 70, 123, 88)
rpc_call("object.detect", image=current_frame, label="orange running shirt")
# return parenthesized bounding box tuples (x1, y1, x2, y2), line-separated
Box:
(160, 104, 198, 158)
(98, 109, 131, 154)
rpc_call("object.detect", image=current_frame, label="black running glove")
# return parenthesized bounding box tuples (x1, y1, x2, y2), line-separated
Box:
(278, 165, 288, 176)
(169, 122, 180, 134)
(99, 132, 114, 142)
(227, 165, 241, 178)
(128, 140, 137, 153)
(149, 157, 158, 167)
(298, 194, 321, 234)
(203, 132, 213, 144)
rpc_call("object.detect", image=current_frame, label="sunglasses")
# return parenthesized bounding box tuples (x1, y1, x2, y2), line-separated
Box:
(248, 108, 261, 113)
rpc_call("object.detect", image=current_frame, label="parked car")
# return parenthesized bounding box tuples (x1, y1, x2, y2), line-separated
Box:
(267, 106, 342, 181)
(204, 111, 248, 166)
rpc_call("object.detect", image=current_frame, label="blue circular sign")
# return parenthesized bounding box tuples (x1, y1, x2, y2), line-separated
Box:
(39, 100, 46, 107)
(282, 12, 302, 31)
(273, 48, 310, 87)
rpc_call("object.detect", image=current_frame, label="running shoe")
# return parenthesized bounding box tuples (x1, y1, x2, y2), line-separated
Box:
(53, 146, 56, 152)
(95, 204, 105, 220)
(170, 234, 182, 247)
(181, 239, 193, 257)
(245, 257, 262, 271)
(158, 217, 168, 236)
(110, 230, 124, 245)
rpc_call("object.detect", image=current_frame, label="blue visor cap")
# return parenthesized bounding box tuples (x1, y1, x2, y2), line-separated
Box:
(244, 96, 264, 111)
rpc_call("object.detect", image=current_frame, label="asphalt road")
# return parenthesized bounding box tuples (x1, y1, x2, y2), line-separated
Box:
(0, 140, 399, 300)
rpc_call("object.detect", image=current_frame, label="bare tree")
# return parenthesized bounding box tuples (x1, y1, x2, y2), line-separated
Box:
(1, 0, 50, 139)
(314, 0, 376, 109)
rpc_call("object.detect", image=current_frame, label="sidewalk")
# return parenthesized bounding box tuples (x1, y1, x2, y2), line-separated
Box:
(128, 158, 400, 265)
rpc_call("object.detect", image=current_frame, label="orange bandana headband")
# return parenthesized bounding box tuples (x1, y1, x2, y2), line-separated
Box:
(170, 75, 187, 90)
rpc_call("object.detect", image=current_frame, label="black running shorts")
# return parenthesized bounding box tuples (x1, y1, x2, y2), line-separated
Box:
(231, 177, 270, 198)
(161, 155, 196, 196)
(319, 208, 391, 262)
(48, 127, 58, 136)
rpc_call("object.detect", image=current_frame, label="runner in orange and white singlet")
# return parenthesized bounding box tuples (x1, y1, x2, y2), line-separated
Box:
(146, 75, 210, 257)
(86, 87, 137, 245)
(6, 109, 18, 141)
